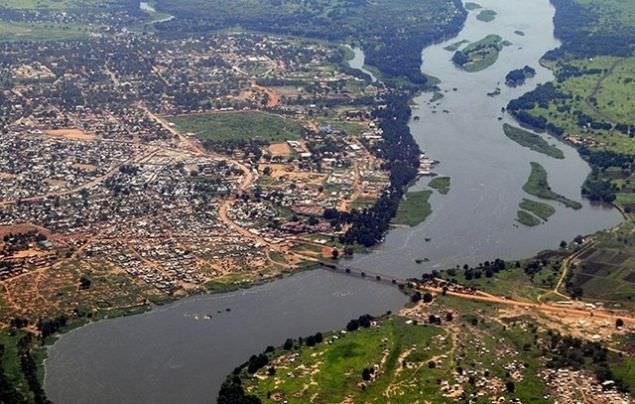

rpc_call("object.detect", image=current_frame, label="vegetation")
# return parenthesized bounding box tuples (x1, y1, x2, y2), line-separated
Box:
(516, 210, 541, 227)
(505, 65, 536, 87)
(502, 124, 564, 159)
(167, 111, 304, 143)
(392, 191, 432, 227)
(153, 0, 467, 87)
(519, 198, 556, 221)
(428, 176, 451, 195)
(523, 162, 582, 209)
(476, 9, 497, 22)
(452, 34, 504, 72)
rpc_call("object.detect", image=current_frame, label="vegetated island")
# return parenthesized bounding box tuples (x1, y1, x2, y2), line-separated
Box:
(392, 191, 432, 227)
(476, 9, 497, 22)
(523, 162, 582, 209)
(505, 65, 536, 87)
(514, 30, 525, 36)
(464, 2, 482, 11)
(502, 124, 564, 159)
(516, 209, 541, 226)
(429, 176, 451, 194)
(519, 198, 556, 221)
(452, 34, 504, 72)
(516, 198, 556, 227)
(443, 39, 469, 52)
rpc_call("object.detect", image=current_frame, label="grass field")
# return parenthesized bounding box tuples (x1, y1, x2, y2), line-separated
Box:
(167, 111, 304, 143)
(519, 198, 556, 221)
(523, 162, 582, 209)
(392, 190, 432, 227)
(428, 176, 451, 195)
(476, 9, 497, 22)
(503, 124, 564, 159)
(241, 317, 449, 403)
(0, 21, 86, 41)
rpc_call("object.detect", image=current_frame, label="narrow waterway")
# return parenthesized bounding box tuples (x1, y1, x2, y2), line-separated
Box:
(44, 0, 623, 403)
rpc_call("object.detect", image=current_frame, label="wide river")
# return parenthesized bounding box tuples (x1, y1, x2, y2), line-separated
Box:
(44, 0, 623, 403)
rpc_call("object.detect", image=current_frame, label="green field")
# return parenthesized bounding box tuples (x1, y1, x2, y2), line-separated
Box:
(523, 162, 582, 209)
(167, 111, 304, 143)
(516, 209, 541, 227)
(392, 190, 432, 226)
(240, 317, 449, 403)
(0, 21, 86, 41)
(428, 176, 451, 194)
(503, 124, 564, 159)
(476, 9, 497, 22)
(519, 198, 556, 221)
(453, 34, 504, 73)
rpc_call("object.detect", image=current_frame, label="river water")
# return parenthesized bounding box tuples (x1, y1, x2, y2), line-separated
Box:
(44, 0, 623, 402)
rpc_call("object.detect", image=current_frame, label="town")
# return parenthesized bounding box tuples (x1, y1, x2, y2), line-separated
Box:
(0, 31, 401, 321)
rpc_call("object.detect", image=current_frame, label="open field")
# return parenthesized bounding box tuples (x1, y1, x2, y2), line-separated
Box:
(503, 124, 564, 159)
(392, 191, 432, 227)
(523, 162, 582, 209)
(167, 111, 304, 143)
(0, 22, 86, 41)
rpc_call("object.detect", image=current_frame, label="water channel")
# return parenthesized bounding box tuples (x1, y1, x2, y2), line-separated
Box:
(44, 1, 623, 402)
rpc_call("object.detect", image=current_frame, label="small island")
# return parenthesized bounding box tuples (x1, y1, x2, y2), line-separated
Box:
(464, 2, 482, 10)
(452, 34, 504, 72)
(523, 162, 582, 209)
(502, 123, 564, 159)
(476, 9, 497, 22)
(428, 176, 451, 194)
(505, 65, 536, 87)
(516, 209, 541, 226)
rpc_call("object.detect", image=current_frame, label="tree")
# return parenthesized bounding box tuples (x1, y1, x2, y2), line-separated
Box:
(505, 380, 515, 393)
(331, 248, 340, 260)
(616, 318, 624, 329)
(283, 338, 293, 350)
(422, 292, 433, 303)
(560, 240, 567, 249)
(361, 367, 372, 381)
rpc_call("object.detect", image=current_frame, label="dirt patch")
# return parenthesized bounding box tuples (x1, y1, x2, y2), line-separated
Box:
(269, 143, 292, 157)
(262, 164, 326, 185)
(72, 163, 98, 171)
(0, 173, 16, 180)
(44, 128, 95, 141)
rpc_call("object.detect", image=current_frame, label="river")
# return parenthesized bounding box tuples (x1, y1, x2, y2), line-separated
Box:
(44, 0, 623, 403)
